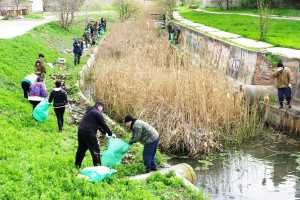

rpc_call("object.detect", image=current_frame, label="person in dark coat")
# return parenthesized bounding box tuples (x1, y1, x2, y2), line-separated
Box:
(79, 38, 84, 51)
(35, 59, 46, 79)
(49, 80, 68, 132)
(167, 23, 174, 41)
(102, 18, 107, 32)
(75, 102, 114, 168)
(73, 39, 82, 66)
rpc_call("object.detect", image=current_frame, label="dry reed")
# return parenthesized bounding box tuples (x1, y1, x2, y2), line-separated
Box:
(93, 18, 262, 157)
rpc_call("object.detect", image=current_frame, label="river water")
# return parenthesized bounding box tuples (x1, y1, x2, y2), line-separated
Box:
(170, 135, 300, 200)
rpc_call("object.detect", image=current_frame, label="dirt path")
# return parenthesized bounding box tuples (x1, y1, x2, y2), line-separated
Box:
(196, 9, 300, 21)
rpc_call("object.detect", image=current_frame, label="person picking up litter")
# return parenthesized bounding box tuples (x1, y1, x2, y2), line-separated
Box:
(48, 80, 68, 132)
(75, 102, 115, 168)
(124, 115, 160, 173)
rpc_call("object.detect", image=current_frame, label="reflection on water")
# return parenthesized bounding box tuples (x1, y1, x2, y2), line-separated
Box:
(170, 138, 300, 200)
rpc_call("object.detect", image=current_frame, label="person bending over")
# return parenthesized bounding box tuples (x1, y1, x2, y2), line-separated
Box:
(75, 102, 114, 168)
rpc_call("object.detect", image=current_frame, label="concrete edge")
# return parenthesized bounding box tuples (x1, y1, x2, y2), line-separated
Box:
(173, 11, 300, 59)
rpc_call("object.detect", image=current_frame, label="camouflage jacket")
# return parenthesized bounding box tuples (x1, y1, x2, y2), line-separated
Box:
(129, 120, 159, 145)
(273, 67, 291, 88)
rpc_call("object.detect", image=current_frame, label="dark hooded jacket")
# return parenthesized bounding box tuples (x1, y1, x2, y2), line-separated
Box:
(49, 88, 68, 108)
(79, 107, 112, 136)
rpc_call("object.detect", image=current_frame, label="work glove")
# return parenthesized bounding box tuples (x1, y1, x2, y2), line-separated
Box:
(106, 133, 117, 138)
(277, 67, 283, 72)
(289, 83, 292, 88)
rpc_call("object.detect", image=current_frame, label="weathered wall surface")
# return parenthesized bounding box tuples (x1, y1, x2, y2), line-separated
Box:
(178, 25, 271, 85)
(174, 22, 300, 104)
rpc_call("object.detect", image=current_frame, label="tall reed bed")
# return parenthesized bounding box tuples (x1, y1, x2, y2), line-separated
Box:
(93, 19, 262, 157)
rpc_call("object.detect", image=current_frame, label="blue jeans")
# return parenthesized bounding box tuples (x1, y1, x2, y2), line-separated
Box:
(143, 138, 159, 170)
(278, 87, 292, 107)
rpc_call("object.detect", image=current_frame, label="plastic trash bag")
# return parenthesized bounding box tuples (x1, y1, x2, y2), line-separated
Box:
(101, 138, 130, 168)
(78, 166, 117, 183)
(32, 100, 49, 122)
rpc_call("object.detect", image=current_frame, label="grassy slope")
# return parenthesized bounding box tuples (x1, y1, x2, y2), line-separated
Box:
(0, 16, 205, 200)
(205, 7, 300, 17)
(179, 7, 300, 49)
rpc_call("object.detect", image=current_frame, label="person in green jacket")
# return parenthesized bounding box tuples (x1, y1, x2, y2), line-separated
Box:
(124, 115, 160, 173)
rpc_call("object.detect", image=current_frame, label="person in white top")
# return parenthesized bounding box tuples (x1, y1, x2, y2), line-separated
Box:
(21, 73, 38, 98)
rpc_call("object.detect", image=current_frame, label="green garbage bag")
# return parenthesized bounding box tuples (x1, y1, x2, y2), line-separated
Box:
(101, 137, 130, 168)
(32, 100, 50, 122)
(79, 166, 117, 183)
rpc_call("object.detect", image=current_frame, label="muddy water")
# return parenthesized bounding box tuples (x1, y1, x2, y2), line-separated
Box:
(169, 136, 300, 200)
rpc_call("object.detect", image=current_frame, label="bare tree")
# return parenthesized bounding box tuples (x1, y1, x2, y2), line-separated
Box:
(42, 0, 50, 11)
(257, 0, 271, 40)
(160, 0, 177, 20)
(114, 0, 138, 21)
(53, 0, 84, 29)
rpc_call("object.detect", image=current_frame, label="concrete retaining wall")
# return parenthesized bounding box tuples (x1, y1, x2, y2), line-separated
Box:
(172, 12, 300, 105)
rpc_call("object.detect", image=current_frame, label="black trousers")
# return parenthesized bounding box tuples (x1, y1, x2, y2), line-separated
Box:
(75, 129, 100, 168)
(54, 107, 65, 131)
(74, 54, 81, 65)
(29, 100, 40, 110)
(21, 81, 30, 99)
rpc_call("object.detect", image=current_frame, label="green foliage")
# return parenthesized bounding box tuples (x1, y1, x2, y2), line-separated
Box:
(291, 153, 300, 171)
(266, 53, 281, 66)
(114, 0, 138, 21)
(24, 13, 44, 20)
(241, 0, 257, 8)
(197, 160, 213, 170)
(0, 15, 204, 200)
(197, 153, 228, 170)
(179, 7, 300, 49)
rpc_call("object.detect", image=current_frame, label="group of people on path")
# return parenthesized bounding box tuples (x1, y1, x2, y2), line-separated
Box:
(75, 101, 160, 173)
(73, 18, 107, 66)
(21, 53, 68, 132)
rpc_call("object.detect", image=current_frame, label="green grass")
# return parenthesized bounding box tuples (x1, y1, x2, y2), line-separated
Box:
(0, 14, 206, 200)
(24, 13, 45, 20)
(179, 7, 300, 49)
(205, 7, 300, 17)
